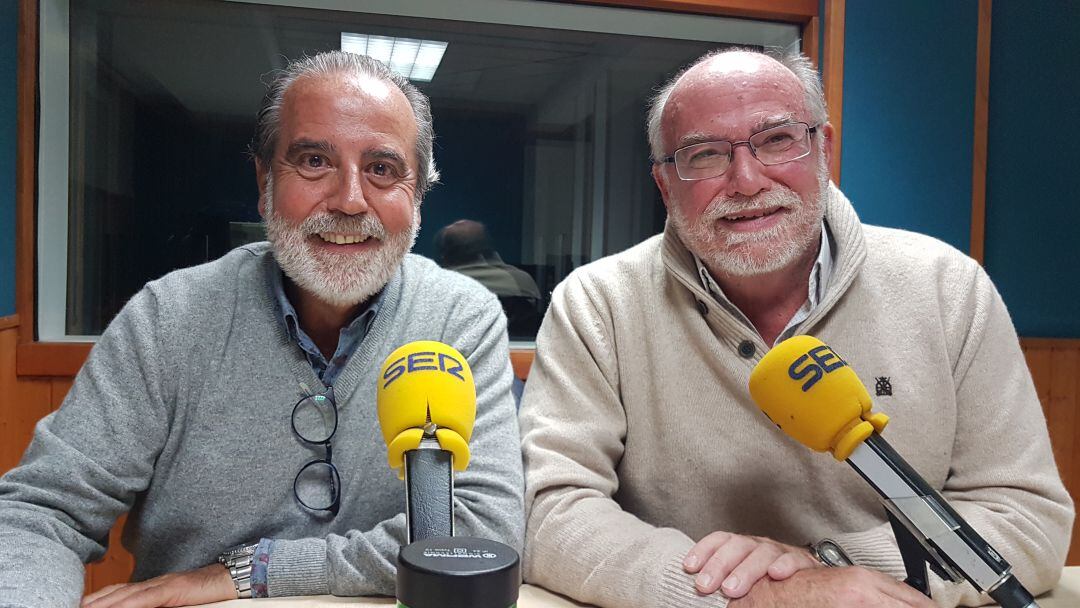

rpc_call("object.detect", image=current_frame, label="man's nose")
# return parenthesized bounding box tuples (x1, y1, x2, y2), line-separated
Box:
(327, 167, 370, 215)
(721, 143, 770, 197)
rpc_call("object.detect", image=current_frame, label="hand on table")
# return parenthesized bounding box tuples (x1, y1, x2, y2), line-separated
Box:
(683, 532, 820, 598)
(730, 566, 937, 608)
(81, 563, 236, 608)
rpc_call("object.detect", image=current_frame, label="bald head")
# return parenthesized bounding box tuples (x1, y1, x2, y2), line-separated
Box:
(676, 51, 798, 99)
(647, 48, 827, 161)
(436, 219, 494, 266)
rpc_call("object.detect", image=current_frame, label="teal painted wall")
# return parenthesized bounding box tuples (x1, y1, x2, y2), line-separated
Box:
(839, 0, 977, 253)
(983, 1, 1080, 338)
(839, 0, 1078, 338)
(0, 0, 16, 317)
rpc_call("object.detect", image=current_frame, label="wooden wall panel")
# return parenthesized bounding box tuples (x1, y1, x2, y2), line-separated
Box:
(2, 327, 136, 591)
(510, 349, 535, 381)
(1049, 350, 1078, 485)
(969, 0, 992, 264)
(822, 0, 846, 184)
(0, 326, 52, 472)
(1022, 340, 1080, 566)
(50, 377, 74, 409)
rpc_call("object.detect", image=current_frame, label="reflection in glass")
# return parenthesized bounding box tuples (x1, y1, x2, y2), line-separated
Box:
(56, 0, 795, 340)
(435, 219, 542, 340)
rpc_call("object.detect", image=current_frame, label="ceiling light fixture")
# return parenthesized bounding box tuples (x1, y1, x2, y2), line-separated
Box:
(341, 33, 448, 83)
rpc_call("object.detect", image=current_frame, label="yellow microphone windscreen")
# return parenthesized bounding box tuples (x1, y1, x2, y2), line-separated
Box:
(377, 341, 476, 473)
(748, 335, 887, 460)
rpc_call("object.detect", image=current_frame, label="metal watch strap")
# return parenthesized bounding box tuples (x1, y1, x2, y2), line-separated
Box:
(217, 543, 257, 599)
(810, 538, 855, 567)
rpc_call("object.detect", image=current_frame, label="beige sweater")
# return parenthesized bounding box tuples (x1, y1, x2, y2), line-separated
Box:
(519, 186, 1074, 608)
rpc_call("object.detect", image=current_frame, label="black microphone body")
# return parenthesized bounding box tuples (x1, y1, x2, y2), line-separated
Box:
(848, 433, 1038, 608)
(403, 437, 455, 542)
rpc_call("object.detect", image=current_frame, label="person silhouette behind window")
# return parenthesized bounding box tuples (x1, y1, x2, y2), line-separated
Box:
(435, 219, 541, 338)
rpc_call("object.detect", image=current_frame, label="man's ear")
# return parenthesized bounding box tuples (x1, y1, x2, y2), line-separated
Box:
(255, 160, 269, 218)
(651, 162, 672, 211)
(820, 122, 835, 179)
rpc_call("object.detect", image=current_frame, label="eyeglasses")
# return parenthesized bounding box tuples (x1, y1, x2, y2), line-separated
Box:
(659, 122, 818, 181)
(291, 387, 340, 515)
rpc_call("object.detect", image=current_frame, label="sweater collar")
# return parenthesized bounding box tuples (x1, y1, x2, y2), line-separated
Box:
(661, 182, 867, 338)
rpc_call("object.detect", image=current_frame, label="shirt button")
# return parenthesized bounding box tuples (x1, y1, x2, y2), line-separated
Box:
(695, 299, 708, 316)
(738, 340, 756, 358)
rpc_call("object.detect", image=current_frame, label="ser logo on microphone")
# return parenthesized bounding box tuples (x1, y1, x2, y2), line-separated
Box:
(382, 351, 466, 388)
(788, 345, 848, 392)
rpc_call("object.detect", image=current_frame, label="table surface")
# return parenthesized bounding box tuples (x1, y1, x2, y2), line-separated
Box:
(209, 584, 587, 606)
(207, 568, 1080, 607)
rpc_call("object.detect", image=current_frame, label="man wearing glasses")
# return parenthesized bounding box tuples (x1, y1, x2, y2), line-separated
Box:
(520, 48, 1072, 607)
(0, 52, 524, 607)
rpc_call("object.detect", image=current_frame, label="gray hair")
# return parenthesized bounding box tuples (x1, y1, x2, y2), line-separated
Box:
(252, 50, 440, 200)
(646, 47, 828, 161)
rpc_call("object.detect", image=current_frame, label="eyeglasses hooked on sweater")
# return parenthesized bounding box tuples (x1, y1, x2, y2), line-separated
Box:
(291, 387, 341, 515)
(658, 122, 819, 181)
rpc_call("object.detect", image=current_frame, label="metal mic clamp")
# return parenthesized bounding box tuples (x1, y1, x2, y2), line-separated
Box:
(889, 516, 1038, 608)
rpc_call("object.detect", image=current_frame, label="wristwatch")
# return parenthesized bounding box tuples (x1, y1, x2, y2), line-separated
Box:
(217, 543, 258, 598)
(809, 538, 854, 567)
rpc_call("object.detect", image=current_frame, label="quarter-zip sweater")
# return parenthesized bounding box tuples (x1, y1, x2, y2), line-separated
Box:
(520, 185, 1073, 608)
(0, 243, 525, 607)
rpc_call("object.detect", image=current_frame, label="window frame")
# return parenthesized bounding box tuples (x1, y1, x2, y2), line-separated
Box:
(14, 0, 829, 377)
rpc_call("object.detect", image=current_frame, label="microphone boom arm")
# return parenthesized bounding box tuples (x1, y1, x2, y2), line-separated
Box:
(849, 436, 1039, 608)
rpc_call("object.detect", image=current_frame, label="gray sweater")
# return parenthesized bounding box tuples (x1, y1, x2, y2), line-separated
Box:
(0, 243, 525, 607)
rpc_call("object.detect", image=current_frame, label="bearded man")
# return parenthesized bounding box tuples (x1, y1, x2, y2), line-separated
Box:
(0, 52, 523, 608)
(519, 48, 1072, 608)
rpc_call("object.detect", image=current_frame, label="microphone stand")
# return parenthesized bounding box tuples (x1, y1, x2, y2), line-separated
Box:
(850, 435, 1040, 608)
(394, 422, 521, 608)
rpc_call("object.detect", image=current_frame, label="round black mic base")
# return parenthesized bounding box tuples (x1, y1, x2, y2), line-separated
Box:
(397, 536, 520, 608)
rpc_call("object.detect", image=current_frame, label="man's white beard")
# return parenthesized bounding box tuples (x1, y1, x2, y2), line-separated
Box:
(263, 175, 419, 308)
(668, 153, 830, 278)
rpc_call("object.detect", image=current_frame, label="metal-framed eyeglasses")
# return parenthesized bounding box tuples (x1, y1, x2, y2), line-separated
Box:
(291, 386, 340, 515)
(658, 122, 819, 181)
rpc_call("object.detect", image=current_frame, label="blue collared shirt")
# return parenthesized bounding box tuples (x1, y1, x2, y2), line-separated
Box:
(254, 265, 385, 595)
(269, 265, 383, 387)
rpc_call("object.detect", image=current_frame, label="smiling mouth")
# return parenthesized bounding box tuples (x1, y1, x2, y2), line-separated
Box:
(722, 207, 783, 222)
(317, 232, 373, 245)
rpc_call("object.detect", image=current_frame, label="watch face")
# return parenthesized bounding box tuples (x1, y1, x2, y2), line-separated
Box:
(817, 540, 853, 567)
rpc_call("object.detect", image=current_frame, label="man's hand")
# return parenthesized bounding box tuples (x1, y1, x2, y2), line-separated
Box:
(80, 563, 236, 608)
(730, 566, 937, 607)
(683, 532, 820, 598)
